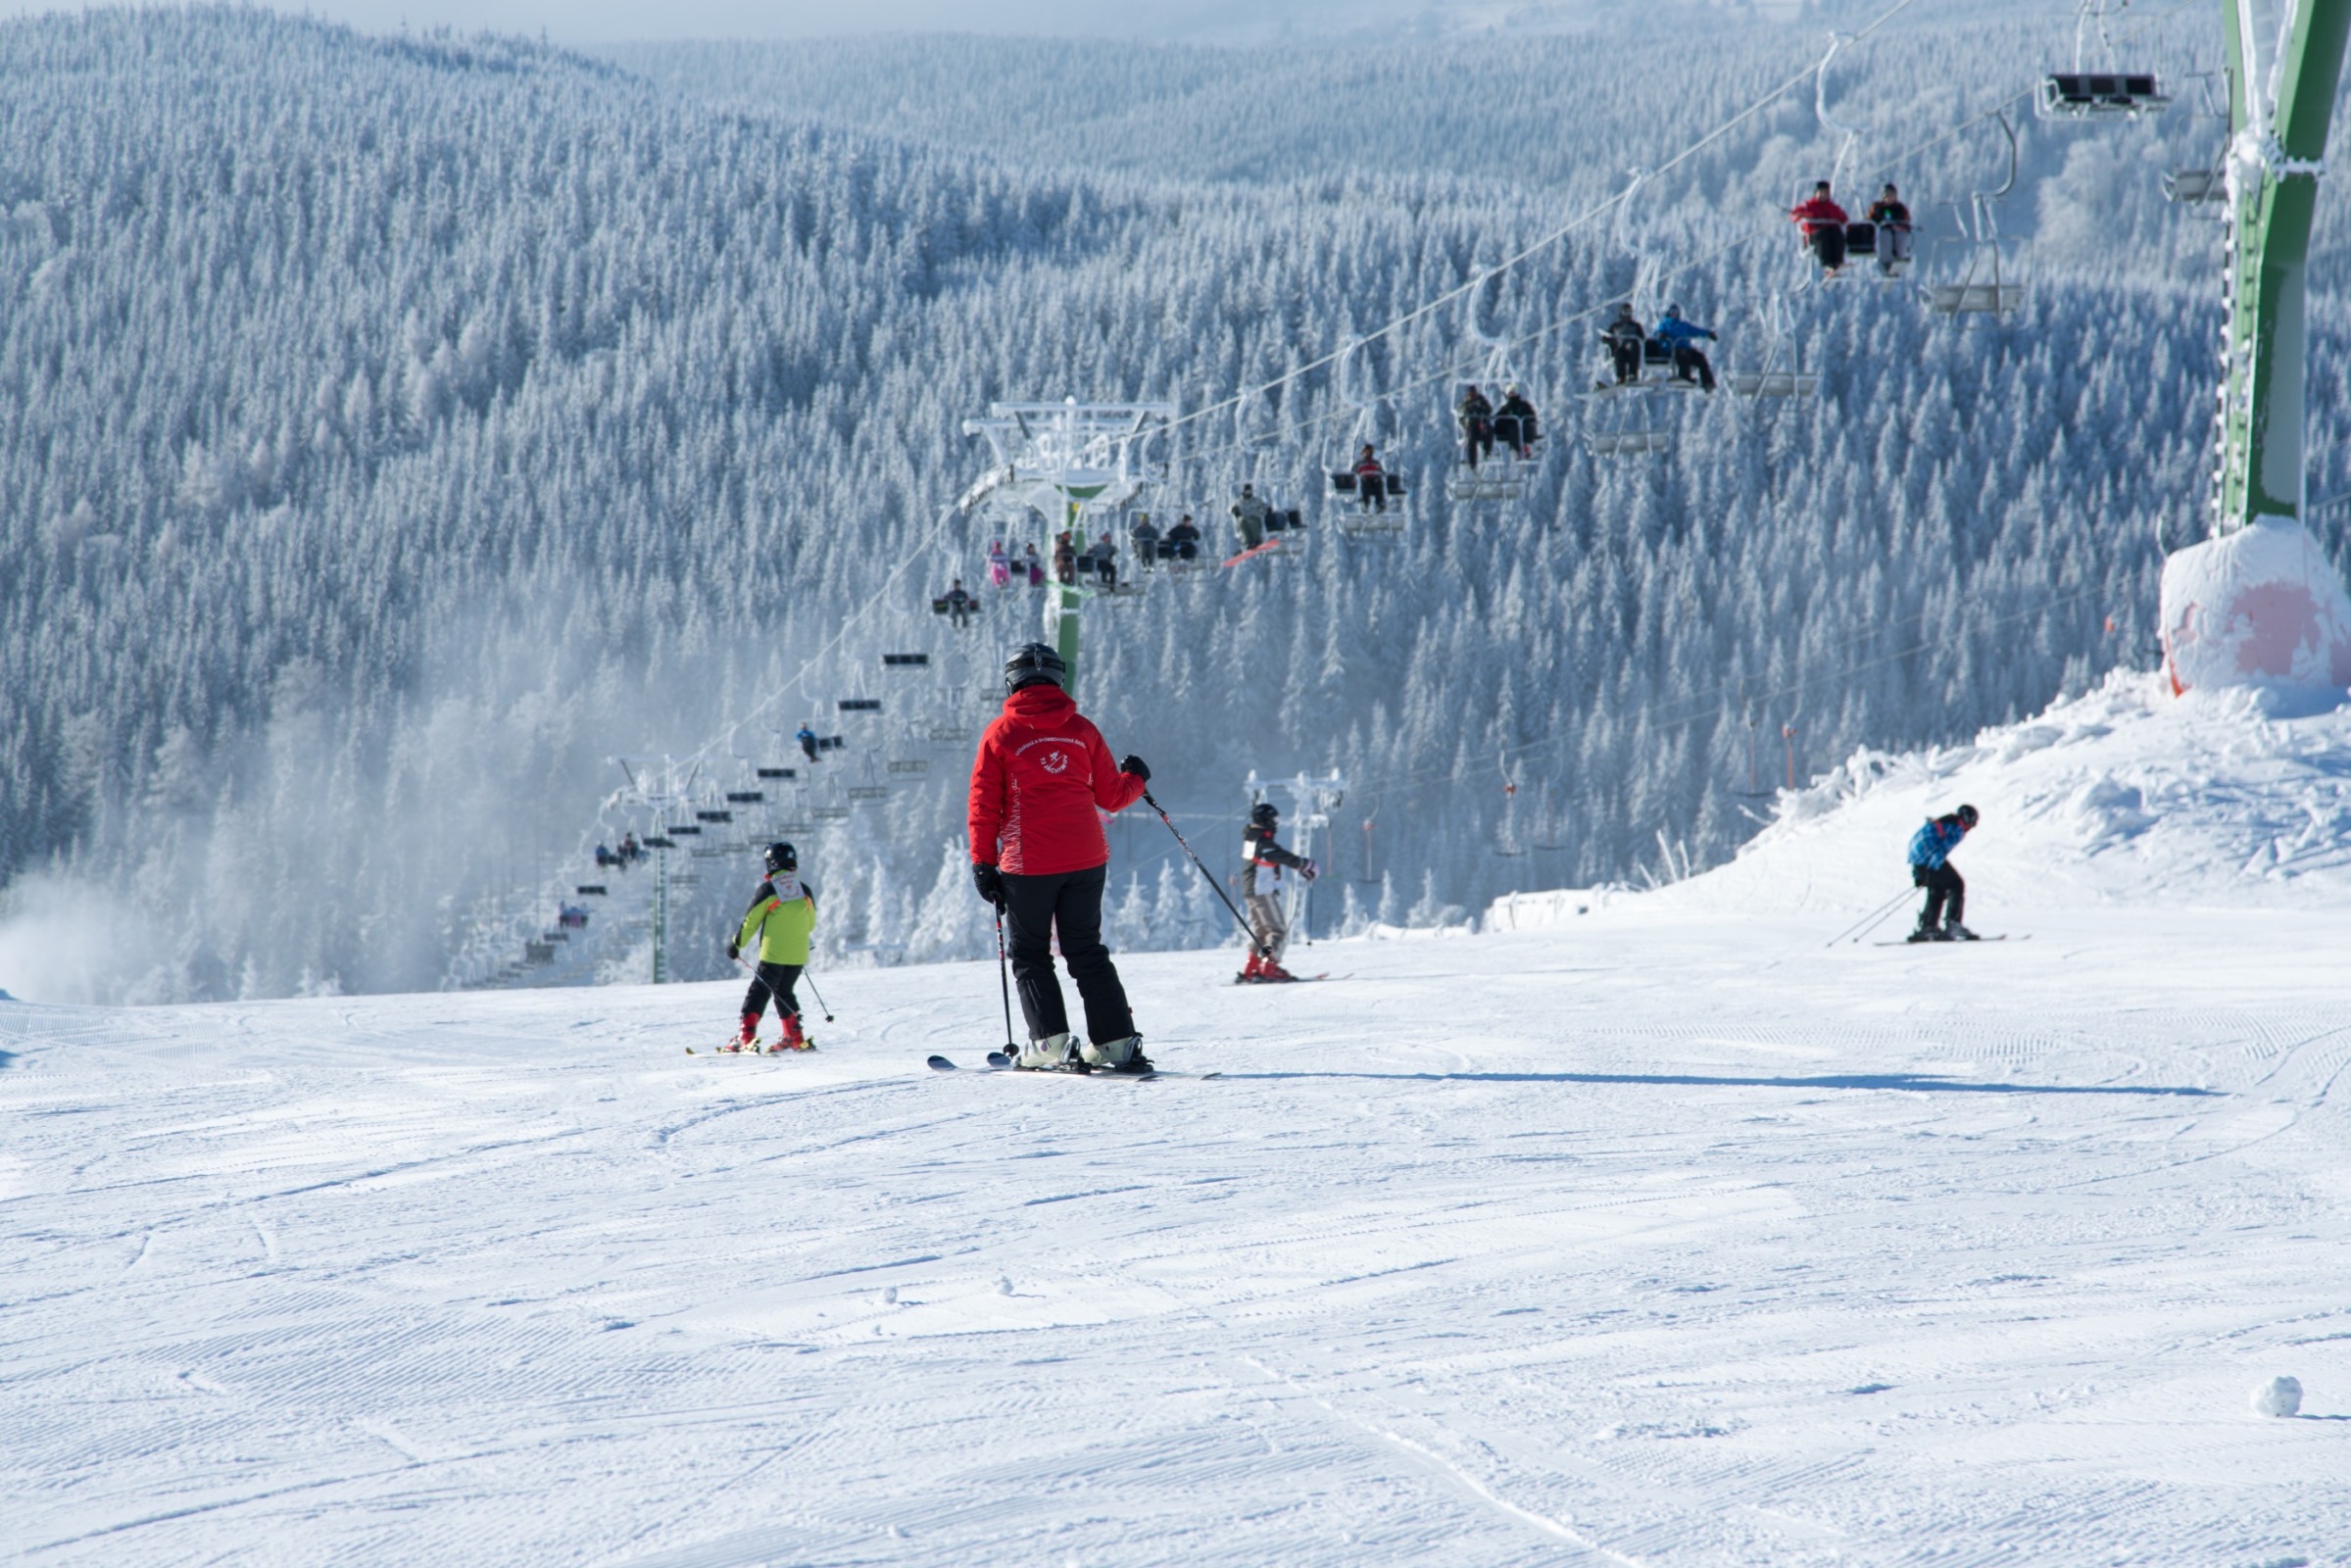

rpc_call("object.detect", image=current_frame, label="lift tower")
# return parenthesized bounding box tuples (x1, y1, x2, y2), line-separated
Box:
(2160, 0, 2351, 692)
(962, 398, 1176, 690)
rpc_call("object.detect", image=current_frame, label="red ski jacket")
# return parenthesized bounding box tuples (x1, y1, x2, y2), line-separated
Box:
(1789, 195, 1849, 235)
(967, 685, 1146, 876)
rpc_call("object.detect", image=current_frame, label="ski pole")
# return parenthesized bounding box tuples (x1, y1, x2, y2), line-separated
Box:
(732, 952, 833, 1023)
(800, 969, 835, 1024)
(1140, 791, 1269, 959)
(1825, 884, 1916, 948)
(993, 899, 1017, 1057)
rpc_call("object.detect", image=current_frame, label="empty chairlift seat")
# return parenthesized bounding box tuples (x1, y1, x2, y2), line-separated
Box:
(2037, 72, 2168, 118)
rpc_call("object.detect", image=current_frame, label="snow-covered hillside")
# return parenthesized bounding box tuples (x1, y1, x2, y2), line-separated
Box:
(1495, 668, 2351, 933)
(9, 688, 2349, 1564)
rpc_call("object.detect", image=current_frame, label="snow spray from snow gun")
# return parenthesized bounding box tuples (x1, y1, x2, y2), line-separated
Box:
(729, 953, 834, 1023)
(1140, 791, 1271, 960)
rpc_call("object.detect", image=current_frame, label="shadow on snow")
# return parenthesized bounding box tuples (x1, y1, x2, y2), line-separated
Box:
(1224, 1070, 2221, 1098)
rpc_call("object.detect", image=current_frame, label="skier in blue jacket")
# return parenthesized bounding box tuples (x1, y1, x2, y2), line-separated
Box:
(1907, 805, 1980, 942)
(1651, 305, 1718, 392)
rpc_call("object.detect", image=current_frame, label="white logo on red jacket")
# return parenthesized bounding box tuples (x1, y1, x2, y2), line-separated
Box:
(1040, 749, 1070, 774)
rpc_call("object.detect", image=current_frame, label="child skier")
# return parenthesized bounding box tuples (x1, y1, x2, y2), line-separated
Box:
(966, 641, 1152, 1073)
(1239, 801, 1316, 982)
(723, 842, 818, 1051)
(1906, 805, 1980, 942)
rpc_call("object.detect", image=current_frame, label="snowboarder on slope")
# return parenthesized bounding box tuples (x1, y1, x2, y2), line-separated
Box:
(723, 842, 818, 1051)
(1906, 804, 1980, 942)
(967, 642, 1153, 1072)
(1239, 802, 1316, 983)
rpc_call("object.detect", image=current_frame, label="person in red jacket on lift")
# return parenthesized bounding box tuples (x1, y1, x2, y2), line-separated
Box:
(967, 642, 1153, 1073)
(1788, 179, 1852, 278)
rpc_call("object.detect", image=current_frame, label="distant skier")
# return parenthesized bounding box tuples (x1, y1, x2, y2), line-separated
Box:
(1906, 804, 1981, 942)
(1457, 384, 1494, 468)
(967, 642, 1153, 1072)
(1239, 802, 1316, 983)
(1601, 304, 1646, 385)
(1790, 180, 1852, 276)
(1494, 385, 1539, 459)
(797, 723, 821, 763)
(723, 842, 817, 1052)
(1867, 182, 1913, 274)
(1652, 304, 1718, 393)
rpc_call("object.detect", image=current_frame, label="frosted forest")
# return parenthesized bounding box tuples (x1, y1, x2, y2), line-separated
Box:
(5, 1, 2344, 1002)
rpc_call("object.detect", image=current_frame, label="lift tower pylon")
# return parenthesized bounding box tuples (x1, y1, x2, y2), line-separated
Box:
(2160, 0, 2351, 694)
(962, 398, 1177, 691)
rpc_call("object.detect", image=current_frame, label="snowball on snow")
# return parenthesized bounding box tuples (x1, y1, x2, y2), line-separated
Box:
(2253, 1375, 2303, 1417)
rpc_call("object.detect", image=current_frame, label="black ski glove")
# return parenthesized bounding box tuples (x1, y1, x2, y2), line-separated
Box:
(1120, 754, 1151, 782)
(972, 862, 1004, 905)
(1299, 858, 1318, 881)
(725, 942, 740, 961)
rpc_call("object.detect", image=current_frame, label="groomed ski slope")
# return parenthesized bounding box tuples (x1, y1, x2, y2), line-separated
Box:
(7, 673, 2350, 1566)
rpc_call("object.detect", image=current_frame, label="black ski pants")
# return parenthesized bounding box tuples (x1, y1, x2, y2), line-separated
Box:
(741, 961, 803, 1021)
(1002, 863, 1134, 1045)
(1913, 863, 1964, 928)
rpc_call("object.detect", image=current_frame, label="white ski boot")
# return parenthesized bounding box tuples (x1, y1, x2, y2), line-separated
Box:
(1080, 1034, 1152, 1074)
(1015, 1032, 1086, 1071)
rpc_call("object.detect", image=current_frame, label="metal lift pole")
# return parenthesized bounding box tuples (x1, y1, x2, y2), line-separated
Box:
(2215, 0, 2351, 534)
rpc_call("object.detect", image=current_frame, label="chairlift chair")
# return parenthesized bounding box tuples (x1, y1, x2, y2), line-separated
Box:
(2160, 72, 2229, 206)
(576, 883, 608, 897)
(1726, 293, 1821, 399)
(1328, 341, 1413, 538)
(847, 759, 888, 803)
(1923, 112, 2030, 319)
(2036, 1, 2169, 120)
(882, 653, 931, 670)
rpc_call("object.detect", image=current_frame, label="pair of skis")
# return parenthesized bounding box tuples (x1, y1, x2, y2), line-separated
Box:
(927, 1053, 1218, 1080)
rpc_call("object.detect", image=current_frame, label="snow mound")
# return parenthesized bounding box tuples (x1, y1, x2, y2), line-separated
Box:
(1494, 669, 2351, 929)
(2255, 1376, 2305, 1418)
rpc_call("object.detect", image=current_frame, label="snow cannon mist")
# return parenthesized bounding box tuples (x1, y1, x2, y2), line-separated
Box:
(2158, 0, 2351, 703)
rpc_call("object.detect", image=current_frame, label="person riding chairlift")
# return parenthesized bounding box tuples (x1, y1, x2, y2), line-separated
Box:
(1867, 182, 1914, 274)
(1790, 180, 1852, 277)
(1651, 305, 1719, 393)
(1600, 304, 1646, 386)
(1351, 444, 1389, 512)
(1494, 385, 1539, 458)
(1128, 512, 1159, 571)
(944, 577, 976, 628)
(987, 539, 1011, 589)
(1163, 514, 1202, 562)
(1457, 384, 1494, 469)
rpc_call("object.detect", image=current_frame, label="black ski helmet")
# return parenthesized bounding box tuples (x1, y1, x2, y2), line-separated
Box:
(1004, 641, 1066, 694)
(1249, 802, 1279, 827)
(764, 841, 798, 874)
(1955, 804, 1980, 828)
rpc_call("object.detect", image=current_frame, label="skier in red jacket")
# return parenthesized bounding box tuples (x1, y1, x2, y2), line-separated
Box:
(967, 642, 1152, 1072)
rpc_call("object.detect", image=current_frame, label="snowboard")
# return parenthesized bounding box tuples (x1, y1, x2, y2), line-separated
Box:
(925, 1054, 1217, 1080)
(1220, 539, 1288, 568)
